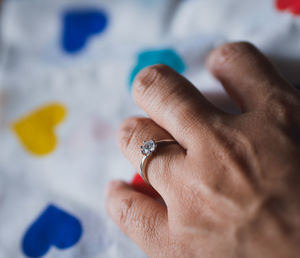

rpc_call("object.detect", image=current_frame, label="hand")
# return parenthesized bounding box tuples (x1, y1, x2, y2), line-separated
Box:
(106, 42, 300, 258)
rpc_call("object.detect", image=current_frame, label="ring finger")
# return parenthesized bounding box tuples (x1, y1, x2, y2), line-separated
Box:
(118, 117, 186, 201)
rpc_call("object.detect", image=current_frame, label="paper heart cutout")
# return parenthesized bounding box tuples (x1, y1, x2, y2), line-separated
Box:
(276, 0, 300, 15)
(129, 49, 186, 90)
(62, 9, 108, 54)
(131, 173, 160, 198)
(12, 103, 66, 156)
(22, 205, 82, 257)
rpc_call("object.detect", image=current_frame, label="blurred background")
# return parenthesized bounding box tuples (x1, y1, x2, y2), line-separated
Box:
(0, 0, 299, 257)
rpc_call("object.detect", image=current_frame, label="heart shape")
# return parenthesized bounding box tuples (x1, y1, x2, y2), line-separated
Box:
(129, 49, 185, 90)
(131, 173, 160, 198)
(62, 9, 108, 54)
(12, 103, 66, 156)
(22, 205, 82, 257)
(276, 0, 300, 15)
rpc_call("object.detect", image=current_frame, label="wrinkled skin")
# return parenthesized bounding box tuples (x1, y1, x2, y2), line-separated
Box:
(106, 42, 300, 258)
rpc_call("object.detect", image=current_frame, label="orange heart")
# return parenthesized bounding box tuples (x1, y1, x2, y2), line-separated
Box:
(12, 103, 67, 156)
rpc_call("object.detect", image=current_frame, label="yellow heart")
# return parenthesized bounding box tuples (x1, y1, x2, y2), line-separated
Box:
(12, 103, 67, 156)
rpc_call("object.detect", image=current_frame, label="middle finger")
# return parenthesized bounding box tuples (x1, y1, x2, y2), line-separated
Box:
(132, 64, 225, 152)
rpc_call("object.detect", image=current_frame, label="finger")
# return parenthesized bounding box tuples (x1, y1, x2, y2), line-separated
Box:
(132, 64, 225, 151)
(106, 181, 168, 256)
(206, 42, 295, 112)
(118, 117, 185, 198)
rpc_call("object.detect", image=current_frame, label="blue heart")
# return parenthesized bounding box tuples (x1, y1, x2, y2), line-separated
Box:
(62, 9, 108, 54)
(22, 205, 83, 257)
(129, 49, 186, 90)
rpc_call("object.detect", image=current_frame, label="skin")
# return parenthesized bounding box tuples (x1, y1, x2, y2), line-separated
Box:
(105, 42, 300, 258)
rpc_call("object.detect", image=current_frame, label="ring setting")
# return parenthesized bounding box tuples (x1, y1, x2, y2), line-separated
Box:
(141, 139, 157, 157)
(139, 139, 177, 185)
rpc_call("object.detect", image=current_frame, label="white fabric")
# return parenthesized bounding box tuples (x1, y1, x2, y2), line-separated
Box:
(0, 0, 299, 257)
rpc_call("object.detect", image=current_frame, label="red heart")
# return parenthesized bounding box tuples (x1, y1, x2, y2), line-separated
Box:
(131, 173, 160, 198)
(276, 0, 300, 15)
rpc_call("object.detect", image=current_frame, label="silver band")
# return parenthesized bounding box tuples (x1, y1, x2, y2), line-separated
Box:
(139, 139, 177, 185)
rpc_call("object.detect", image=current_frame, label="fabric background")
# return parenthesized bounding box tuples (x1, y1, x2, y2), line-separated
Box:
(0, 0, 299, 257)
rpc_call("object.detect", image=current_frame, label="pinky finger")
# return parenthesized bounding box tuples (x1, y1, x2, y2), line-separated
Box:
(106, 181, 168, 256)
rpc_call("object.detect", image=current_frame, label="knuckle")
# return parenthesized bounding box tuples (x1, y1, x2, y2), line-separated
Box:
(264, 90, 299, 126)
(132, 64, 171, 97)
(118, 197, 135, 228)
(118, 117, 148, 152)
(205, 126, 260, 195)
(118, 196, 159, 238)
(210, 42, 256, 71)
(141, 210, 160, 237)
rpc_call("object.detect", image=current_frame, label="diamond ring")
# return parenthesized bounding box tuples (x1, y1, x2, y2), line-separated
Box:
(139, 139, 177, 185)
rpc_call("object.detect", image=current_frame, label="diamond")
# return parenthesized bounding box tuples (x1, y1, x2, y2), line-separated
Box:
(141, 139, 156, 156)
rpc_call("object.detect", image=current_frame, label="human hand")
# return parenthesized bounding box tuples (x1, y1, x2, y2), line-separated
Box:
(106, 42, 300, 258)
